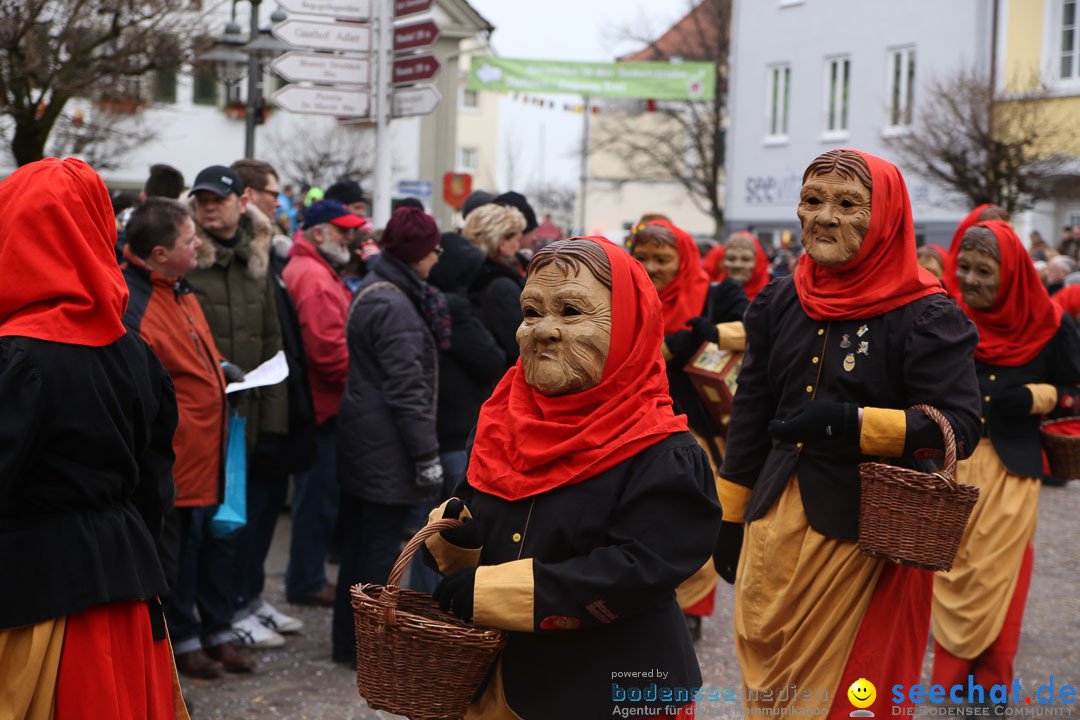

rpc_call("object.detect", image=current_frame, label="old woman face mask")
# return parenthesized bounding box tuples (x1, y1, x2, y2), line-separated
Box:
(797, 169, 872, 268)
(517, 262, 612, 396)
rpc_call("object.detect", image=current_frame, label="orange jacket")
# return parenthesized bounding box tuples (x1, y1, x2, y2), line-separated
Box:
(122, 247, 228, 507)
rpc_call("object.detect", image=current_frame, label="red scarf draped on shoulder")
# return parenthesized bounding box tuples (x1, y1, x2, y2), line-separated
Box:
(647, 220, 710, 335)
(714, 232, 770, 300)
(1051, 284, 1080, 318)
(943, 204, 993, 298)
(468, 236, 689, 501)
(0, 158, 128, 346)
(957, 221, 1061, 366)
(794, 150, 944, 320)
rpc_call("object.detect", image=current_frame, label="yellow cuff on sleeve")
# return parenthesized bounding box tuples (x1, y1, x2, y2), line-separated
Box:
(423, 498, 482, 576)
(717, 478, 752, 523)
(1025, 383, 1058, 415)
(661, 341, 674, 362)
(859, 407, 907, 457)
(715, 321, 747, 351)
(473, 559, 534, 632)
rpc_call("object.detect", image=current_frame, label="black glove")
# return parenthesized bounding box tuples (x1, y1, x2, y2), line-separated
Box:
(415, 456, 444, 493)
(712, 521, 744, 585)
(768, 400, 859, 447)
(664, 329, 698, 363)
(433, 567, 476, 621)
(687, 316, 720, 346)
(221, 361, 246, 383)
(990, 386, 1033, 416)
(439, 498, 483, 549)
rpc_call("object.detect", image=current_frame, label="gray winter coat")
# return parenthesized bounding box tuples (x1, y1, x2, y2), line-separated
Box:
(337, 253, 439, 504)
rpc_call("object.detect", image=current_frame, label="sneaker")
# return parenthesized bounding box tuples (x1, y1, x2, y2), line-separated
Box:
(231, 613, 285, 648)
(255, 601, 303, 634)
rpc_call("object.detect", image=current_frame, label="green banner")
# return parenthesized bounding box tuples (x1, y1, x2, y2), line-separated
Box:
(467, 57, 715, 101)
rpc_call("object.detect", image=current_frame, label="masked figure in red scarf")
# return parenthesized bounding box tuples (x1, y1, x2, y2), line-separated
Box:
(716, 231, 771, 301)
(715, 150, 982, 717)
(424, 237, 721, 719)
(0, 159, 183, 719)
(932, 221, 1080, 694)
(630, 219, 748, 635)
(943, 204, 1011, 298)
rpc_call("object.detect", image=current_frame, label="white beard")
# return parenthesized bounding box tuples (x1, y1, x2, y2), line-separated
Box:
(317, 240, 351, 267)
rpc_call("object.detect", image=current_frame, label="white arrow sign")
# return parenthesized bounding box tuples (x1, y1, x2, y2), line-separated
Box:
(276, 0, 371, 20)
(272, 85, 370, 117)
(272, 19, 371, 53)
(392, 84, 441, 118)
(271, 51, 370, 85)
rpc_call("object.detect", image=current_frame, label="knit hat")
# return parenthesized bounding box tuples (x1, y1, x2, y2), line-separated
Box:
(382, 206, 440, 263)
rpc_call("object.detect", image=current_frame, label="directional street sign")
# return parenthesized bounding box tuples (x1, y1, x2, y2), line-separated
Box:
(392, 84, 441, 118)
(271, 51, 370, 85)
(272, 19, 372, 53)
(393, 20, 440, 53)
(392, 54, 440, 86)
(276, 0, 371, 21)
(394, 0, 433, 18)
(272, 86, 371, 117)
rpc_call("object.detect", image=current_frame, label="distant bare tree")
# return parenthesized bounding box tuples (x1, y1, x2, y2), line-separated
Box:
(525, 181, 576, 229)
(888, 68, 1079, 215)
(0, 0, 207, 166)
(594, 0, 730, 239)
(46, 107, 158, 171)
(266, 122, 375, 189)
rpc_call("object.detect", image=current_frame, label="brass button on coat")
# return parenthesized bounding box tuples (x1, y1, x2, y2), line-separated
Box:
(512, 532, 522, 543)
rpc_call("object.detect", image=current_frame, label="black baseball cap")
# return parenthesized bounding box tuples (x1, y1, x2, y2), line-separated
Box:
(188, 165, 244, 197)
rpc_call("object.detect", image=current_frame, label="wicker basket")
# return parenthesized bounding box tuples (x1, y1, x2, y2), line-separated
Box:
(858, 405, 980, 572)
(1040, 418, 1080, 479)
(351, 519, 508, 720)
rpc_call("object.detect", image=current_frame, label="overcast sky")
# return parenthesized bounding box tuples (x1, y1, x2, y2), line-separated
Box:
(464, 1, 685, 194)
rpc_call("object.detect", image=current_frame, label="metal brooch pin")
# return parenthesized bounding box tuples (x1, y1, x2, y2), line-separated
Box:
(843, 353, 856, 372)
(857, 341, 869, 356)
(857, 325, 869, 337)
(840, 334, 851, 349)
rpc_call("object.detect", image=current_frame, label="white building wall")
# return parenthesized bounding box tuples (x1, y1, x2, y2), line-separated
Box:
(725, 0, 989, 247)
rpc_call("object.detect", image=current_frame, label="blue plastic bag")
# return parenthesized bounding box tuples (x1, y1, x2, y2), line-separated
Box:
(210, 413, 247, 538)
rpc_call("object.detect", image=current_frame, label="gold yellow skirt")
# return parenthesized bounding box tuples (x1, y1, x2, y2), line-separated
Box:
(735, 475, 883, 713)
(932, 438, 1040, 659)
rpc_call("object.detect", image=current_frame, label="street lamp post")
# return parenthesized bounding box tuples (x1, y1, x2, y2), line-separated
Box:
(199, 2, 288, 159)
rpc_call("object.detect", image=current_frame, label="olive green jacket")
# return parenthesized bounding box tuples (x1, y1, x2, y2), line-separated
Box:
(187, 204, 288, 451)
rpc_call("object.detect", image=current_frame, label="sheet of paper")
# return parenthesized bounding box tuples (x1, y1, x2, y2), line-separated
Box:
(225, 350, 289, 394)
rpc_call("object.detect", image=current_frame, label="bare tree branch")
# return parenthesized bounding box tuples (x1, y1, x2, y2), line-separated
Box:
(888, 68, 1079, 214)
(265, 122, 375, 190)
(0, 0, 209, 165)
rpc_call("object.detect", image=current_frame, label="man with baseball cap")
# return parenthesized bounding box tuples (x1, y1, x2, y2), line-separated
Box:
(186, 164, 290, 650)
(280, 200, 361, 607)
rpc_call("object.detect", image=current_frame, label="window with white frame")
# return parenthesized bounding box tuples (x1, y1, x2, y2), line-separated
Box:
(887, 47, 916, 128)
(824, 56, 851, 134)
(457, 146, 479, 171)
(766, 64, 791, 139)
(1062, 0, 1079, 78)
(462, 87, 479, 109)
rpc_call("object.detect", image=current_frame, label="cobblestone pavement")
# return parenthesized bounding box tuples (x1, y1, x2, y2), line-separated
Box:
(180, 482, 1080, 719)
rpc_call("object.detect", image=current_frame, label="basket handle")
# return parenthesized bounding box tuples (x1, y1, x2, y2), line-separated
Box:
(910, 404, 957, 480)
(376, 518, 464, 626)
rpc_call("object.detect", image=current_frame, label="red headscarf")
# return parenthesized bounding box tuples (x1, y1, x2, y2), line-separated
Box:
(703, 245, 725, 281)
(1051, 284, 1080, 318)
(793, 150, 944, 320)
(645, 219, 710, 335)
(715, 232, 771, 300)
(957, 221, 1061, 366)
(0, 158, 128, 347)
(468, 236, 689, 501)
(943, 204, 993, 298)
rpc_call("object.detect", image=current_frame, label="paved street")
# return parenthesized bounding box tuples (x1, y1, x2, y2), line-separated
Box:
(180, 481, 1080, 719)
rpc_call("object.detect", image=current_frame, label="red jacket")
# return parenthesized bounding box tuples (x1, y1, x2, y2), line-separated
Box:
(122, 248, 228, 507)
(282, 236, 352, 424)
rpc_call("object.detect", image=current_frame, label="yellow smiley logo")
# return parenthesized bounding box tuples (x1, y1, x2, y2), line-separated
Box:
(847, 678, 876, 709)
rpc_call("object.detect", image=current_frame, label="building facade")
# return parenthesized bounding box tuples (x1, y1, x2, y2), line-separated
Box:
(724, 0, 992, 249)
